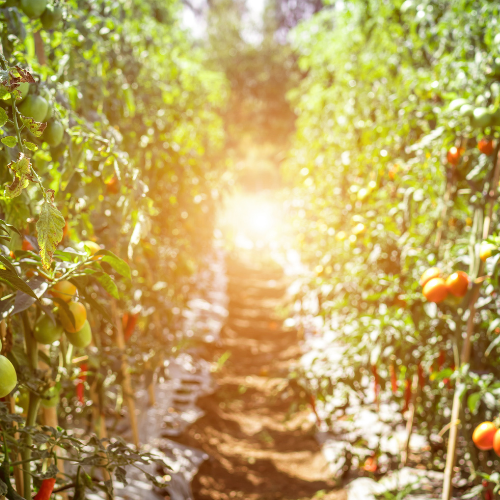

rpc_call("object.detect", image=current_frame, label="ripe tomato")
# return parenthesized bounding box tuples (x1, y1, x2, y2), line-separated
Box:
(50, 280, 76, 303)
(105, 176, 120, 194)
(493, 429, 500, 457)
(42, 120, 64, 147)
(18, 94, 49, 122)
(422, 277, 448, 303)
(445, 271, 469, 298)
(447, 146, 463, 165)
(40, 4, 62, 29)
(65, 320, 92, 348)
(473, 421, 497, 450)
(40, 386, 59, 408)
(22, 239, 34, 251)
(58, 301, 87, 333)
(480, 242, 496, 262)
(20, 0, 47, 18)
(420, 267, 441, 287)
(34, 314, 63, 344)
(478, 138, 494, 155)
(0, 356, 17, 398)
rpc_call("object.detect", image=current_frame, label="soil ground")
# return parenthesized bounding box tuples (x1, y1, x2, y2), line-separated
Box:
(175, 256, 346, 500)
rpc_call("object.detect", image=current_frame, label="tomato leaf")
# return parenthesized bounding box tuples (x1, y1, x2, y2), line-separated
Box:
(0, 269, 38, 299)
(20, 115, 46, 137)
(94, 272, 119, 299)
(467, 392, 482, 414)
(36, 194, 65, 270)
(95, 250, 131, 280)
(24, 141, 38, 152)
(1, 136, 17, 148)
(0, 108, 7, 127)
(5, 152, 32, 198)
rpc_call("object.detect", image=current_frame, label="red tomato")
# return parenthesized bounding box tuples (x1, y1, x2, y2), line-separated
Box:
(478, 138, 494, 155)
(447, 146, 463, 165)
(472, 422, 497, 450)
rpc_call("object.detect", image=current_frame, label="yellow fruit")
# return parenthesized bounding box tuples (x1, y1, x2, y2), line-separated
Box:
(50, 280, 76, 303)
(58, 301, 87, 333)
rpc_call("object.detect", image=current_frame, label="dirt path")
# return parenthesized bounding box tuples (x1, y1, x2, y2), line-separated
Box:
(175, 256, 346, 500)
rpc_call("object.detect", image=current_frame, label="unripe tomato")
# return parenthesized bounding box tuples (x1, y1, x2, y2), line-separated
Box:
(478, 138, 495, 155)
(58, 301, 87, 333)
(423, 278, 448, 303)
(447, 146, 463, 165)
(65, 320, 92, 348)
(40, 4, 62, 29)
(480, 242, 496, 262)
(18, 94, 49, 122)
(0, 355, 17, 398)
(16, 389, 29, 414)
(40, 386, 59, 408)
(50, 280, 76, 303)
(445, 271, 469, 298)
(493, 429, 500, 457)
(42, 120, 64, 147)
(8, 81, 30, 104)
(43, 101, 53, 121)
(34, 314, 63, 344)
(420, 267, 441, 287)
(473, 421, 497, 450)
(20, 0, 47, 18)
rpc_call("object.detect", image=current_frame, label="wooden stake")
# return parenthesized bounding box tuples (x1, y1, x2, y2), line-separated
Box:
(111, 300, 139, 448)
(401, 373, 419, 466)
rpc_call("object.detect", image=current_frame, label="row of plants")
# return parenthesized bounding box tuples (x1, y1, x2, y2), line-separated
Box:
(0, 0, 228, 498)
(286, 0, 500, 498)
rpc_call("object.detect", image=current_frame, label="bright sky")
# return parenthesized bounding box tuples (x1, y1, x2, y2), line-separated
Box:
(182, 0, 267, 43)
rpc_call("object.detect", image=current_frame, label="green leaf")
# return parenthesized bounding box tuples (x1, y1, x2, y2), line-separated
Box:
(1, 136, 17, 148)
(0, 108, 7, 127)
(94, 272, 119, 299)
(36, 195, 65, 270)
(95, 250, 131, 280)
(467, 392, 482, 414)
(24, 141, 38, 152)
(0, 269, 37, 299)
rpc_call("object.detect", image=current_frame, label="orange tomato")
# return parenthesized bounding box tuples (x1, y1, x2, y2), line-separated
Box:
(480, 242, 496, 262)
(493, 429, 500, 457)
(445, 271, 469, 298)
(105, 176, 120, 194)
(58, 301, 87, 333)
(22, 239, 34, 252)
(51, 280, 77, 303)
(422, 278, 448, 303)
(473, 422, 497, 450)
(447, 146, 463, 165)
(478, 138, 494, 156)
(420, 267, 441, 287)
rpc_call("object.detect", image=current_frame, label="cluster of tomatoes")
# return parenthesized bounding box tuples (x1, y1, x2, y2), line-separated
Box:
(447, 138, 495, 166)
(420, 268, 469, 303)
(473, 421, 500, 456)
(7, 0, 62, 30)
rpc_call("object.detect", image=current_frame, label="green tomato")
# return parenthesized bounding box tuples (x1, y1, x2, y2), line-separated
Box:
(40, 386, 59, 408)
(8, 81, 29, 104)
(65, 320, 92, 348)
(43, 120, 64, 147)
(43, 101, 53, 121)
(41, 4, 62, 29)
(18, 94, 49, 122)
(460, 104, 474, 117)
(34, 314, 63, 344)
(20, 0, 47, 18)
(472, 107, 493, 128)
(448, 98, 468, 112)
(0, 356, 17, 398)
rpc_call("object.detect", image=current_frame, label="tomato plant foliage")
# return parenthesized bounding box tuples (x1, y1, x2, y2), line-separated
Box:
(0, 0, 228, 497)
(286, 0, 500, 493)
